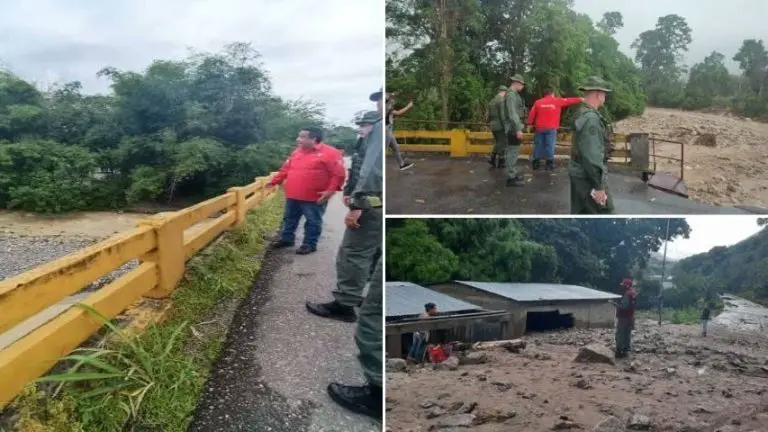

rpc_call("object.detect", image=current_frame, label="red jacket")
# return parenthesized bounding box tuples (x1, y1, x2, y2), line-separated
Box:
(526, 95, 583, 130)
(616, 287, 637, 319)
(269, 142, 346, 202)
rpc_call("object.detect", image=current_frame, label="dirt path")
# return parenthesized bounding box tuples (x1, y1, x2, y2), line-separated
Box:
(615, 108, 768, 208)
(386, 321, 768, 431)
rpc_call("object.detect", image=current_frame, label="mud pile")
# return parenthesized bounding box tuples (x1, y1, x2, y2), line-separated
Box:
(386, 321, 768, 431)
(613, 108, 768, 208)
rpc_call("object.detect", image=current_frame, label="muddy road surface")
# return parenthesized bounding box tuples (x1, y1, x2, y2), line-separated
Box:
(386, 298, 768, 431)
(614, 108, 768, 208)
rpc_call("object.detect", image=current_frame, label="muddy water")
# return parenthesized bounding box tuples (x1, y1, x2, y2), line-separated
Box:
(713, 294, 768, 331)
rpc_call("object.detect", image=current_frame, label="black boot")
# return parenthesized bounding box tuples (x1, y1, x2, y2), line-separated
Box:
(531, 158, 541, 170)
(327, 383, 382, 420)
(488, 152, 497, 167)
(506, 176, 525, 187)
(545, 159, 555, 171)
(271, 239, 294, 249)
(305, 300, 357, 322)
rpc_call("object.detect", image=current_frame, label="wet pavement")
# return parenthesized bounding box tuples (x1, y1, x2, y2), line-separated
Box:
(714, 295, 768, 332)
(189, 195, 380, 432)
(386, 156, 760, 215)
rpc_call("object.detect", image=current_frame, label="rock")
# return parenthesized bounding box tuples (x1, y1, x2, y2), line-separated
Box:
(456, 402, 477, 414)
(553, 420, 583, 430)
(473, 339, 526, 353)
(475, 408, 516, 424)
(574, 378, 592, 389)
(574, 344, 616, 365)
(693, 133, 717, 147)
(627, 413, 652, 430)
(459, 352, 488, 365)
(420, 400, 436, 409)
(721, 389, 733, 398)
(434, 356, 460, 371)
(434, 414, 476, 428)
(692, 406, 713, 414)
(592, 416, 624, 432)
(386, 358, 407, 372)
(426, 407, 448, 419)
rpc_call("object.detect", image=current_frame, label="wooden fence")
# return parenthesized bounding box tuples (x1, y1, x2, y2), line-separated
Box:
(0, 173, 278, 407)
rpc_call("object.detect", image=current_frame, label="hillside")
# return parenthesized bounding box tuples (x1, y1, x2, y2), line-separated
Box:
(672, 227, 768, 299)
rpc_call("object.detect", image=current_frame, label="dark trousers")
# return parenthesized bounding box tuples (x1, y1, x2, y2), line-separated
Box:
(280, 199, 326, 248)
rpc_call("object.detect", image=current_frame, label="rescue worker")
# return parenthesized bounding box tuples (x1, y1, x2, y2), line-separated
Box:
(487, 85, 508, 168)
(612, 278, 637, 358)
(501, 74, 527, 187)
(311, 88, 384, 419)
(568, 76, 615, 214)
(527, 89, 583, 171)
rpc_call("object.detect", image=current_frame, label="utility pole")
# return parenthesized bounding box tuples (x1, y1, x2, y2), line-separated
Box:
(658, 218, 671, 325)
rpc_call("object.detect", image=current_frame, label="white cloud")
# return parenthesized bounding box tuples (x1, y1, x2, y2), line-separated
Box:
(664, 216, 763, 260)
(0, 0, 383, 125)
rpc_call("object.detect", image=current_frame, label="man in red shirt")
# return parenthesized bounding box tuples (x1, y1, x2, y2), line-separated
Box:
(268, 126, 346, 254)
(611, 278, 637, 358)
(526, 90, 583, 171)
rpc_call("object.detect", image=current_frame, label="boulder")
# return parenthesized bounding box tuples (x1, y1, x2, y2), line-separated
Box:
(459, 352, 488, 365)
(574, 344, 615, 365)
(592, 416, 624, 432)
(386, 358, 407, 372)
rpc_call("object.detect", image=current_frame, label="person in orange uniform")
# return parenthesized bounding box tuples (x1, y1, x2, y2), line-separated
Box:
(527, 90, 583, 171)
(268, 126, 346, 255)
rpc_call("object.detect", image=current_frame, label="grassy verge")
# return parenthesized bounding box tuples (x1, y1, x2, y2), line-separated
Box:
(5, 194, 284, 432)
(636, 303, 724, 325)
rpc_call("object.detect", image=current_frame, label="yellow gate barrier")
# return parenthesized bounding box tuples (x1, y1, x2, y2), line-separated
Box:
(0, 173, 278, 408)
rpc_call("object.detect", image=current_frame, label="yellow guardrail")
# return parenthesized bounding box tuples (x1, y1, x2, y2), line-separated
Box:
(393, 129, 639, 162)
(0, 173, 279, 407)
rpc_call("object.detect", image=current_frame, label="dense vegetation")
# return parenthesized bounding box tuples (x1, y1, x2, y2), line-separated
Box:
(0, 42, 358, 213)
(387, 218, 768, 311)
(386, 0, 768, 129)
(673, 225, 768, 303)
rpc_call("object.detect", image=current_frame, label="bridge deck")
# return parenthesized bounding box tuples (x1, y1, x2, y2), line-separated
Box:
(386, 155, 754, 215)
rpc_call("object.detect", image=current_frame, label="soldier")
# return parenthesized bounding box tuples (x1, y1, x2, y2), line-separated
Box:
(487, 85, 508, 168)
(309, 88, 384, 418)
(568, 76, 615, 214)
(502, 75, 527, 187)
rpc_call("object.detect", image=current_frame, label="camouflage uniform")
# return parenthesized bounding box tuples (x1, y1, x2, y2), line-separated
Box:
(568, 76, 615, 214)
(502, 74, 527, 186)
(487, 85, 508, 168)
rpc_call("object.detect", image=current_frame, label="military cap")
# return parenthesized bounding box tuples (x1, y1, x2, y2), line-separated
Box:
(369, 87, 384, 102)
(497, 85, 508, 92)
(509, 74, 526, 85)
(578, 76, 612, 93)
(355, 110, 380, 125)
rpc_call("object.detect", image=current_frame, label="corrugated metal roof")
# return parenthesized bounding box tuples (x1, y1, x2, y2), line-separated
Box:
(454, 281, 621, 302)
(386, 281, 484, 318)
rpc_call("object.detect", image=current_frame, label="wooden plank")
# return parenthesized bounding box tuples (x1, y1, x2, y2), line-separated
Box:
(183, 211, 236, 259)
(167, 193, 236, 231)
(394, 144, 451, 153)
(0, 226, 156, 335)
(0, 262, 158, 408)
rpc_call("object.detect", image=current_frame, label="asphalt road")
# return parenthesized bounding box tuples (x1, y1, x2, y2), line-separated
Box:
(386, 155, 762, 215)
(189, 195, 380, 432)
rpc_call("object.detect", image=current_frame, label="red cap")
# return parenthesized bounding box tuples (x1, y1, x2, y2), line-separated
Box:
(621, 278, 633, 287)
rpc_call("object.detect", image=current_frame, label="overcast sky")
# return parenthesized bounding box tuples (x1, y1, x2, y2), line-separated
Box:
(663, 217, 764, 260)
(0, 0, 383, 125)
(573, 0, 766, 73)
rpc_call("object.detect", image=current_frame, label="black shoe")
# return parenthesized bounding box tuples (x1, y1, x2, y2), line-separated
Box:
(506, 176, 525, 187)
(488, 153, 497, 167)
(305, 300, 357, 322)
(296, 245, 316, 255)
(327, 383, 382, 420)
(271, 240, 294, 249)
(532, 158, 541, 170)
(545, 160, 555, 171)
(399, 163, 414, 171)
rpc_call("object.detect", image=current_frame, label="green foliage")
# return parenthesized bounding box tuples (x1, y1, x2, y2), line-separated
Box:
(0, 43, 351, 213)
(386, 1, 646, 128)
(673, 226, 768, 301)
(385, 218, 690, 292)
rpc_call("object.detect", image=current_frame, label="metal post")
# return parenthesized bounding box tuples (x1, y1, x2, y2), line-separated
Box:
(658, 218, 671, 325)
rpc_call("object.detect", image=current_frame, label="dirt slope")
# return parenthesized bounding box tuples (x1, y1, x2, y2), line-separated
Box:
(614, 108, 768, 208)
(386, 321, 768, 431)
